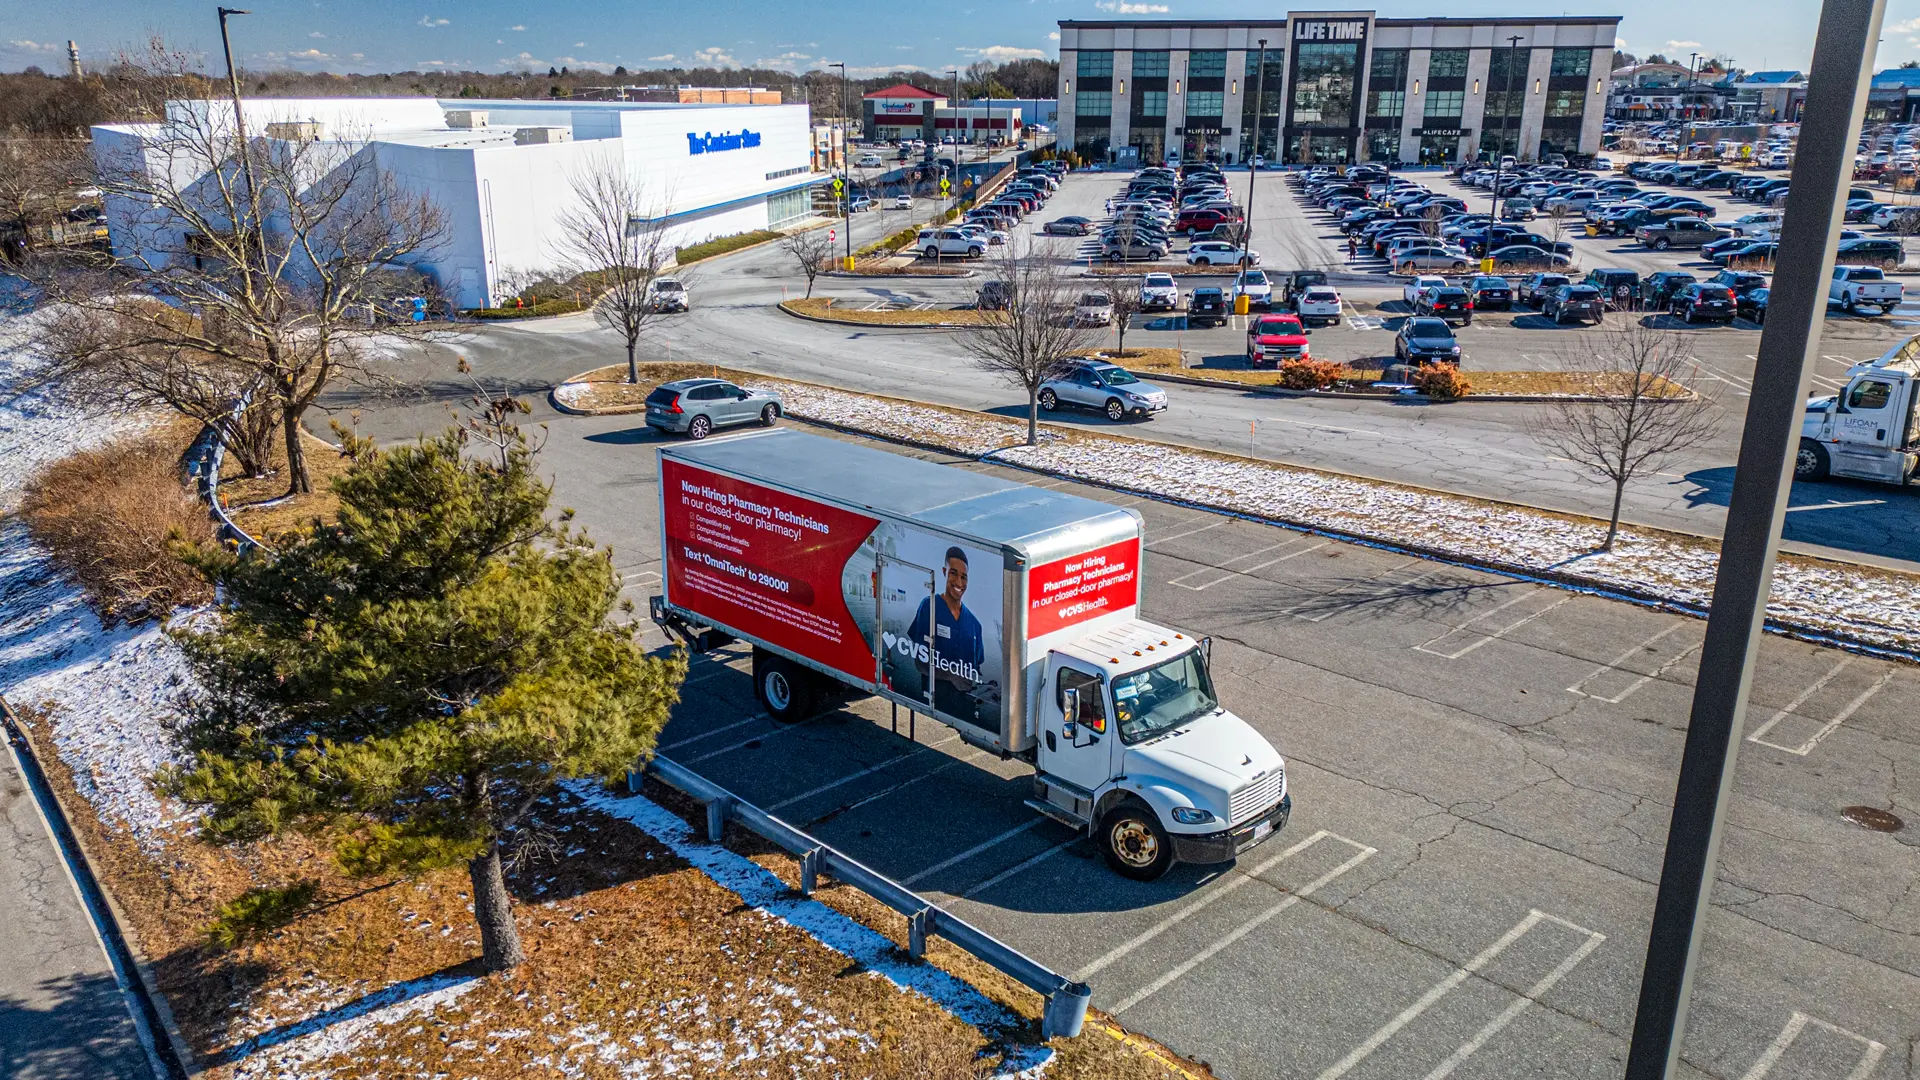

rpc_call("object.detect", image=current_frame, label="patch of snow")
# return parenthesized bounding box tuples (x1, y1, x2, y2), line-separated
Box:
(223, 971, 483, 1080)
(553, 380, 594, 409)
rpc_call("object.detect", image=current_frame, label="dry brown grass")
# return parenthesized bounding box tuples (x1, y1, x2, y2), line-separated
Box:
(782, 297, 994, 326)
(1079, 348, 1186, 369)
(221, 429, 356, 540)
(555, 362, 741, 413)
(19, 418, 213, 623)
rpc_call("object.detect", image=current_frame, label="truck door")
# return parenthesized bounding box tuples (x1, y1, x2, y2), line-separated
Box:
(1037, 658, 1115, 796)
(1831, 375, 1910, 483)
(875, 556, 936, 710)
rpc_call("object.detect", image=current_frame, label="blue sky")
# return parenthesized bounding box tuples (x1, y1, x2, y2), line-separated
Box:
(6, 0, 1920, 78)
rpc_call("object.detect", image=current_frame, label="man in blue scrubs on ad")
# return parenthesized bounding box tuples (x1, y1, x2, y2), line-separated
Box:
(908, 546, 987, 722)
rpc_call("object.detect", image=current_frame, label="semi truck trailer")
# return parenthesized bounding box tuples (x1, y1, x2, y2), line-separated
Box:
(650, 428, 1290, 881)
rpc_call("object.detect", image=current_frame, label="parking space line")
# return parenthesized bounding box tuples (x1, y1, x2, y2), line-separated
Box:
(679, 720, 808, 764)
(1172, 540, 1332, 591)
(1167, 538, 1300, 588)
(1284, 560, 1432, 622)
(902, 820, 1045, 886)
(1147, 518, 1231, 546)
(1739, 1011, 1888, 1080)
(1077, 831, 1367, 980)
(765, 737, 954, 812)
(1747, 665, 1895, 755)
(957, 839, 1077, 899)
(1566, 623, 1697, 702)
(1315, 910, 1604, 1080)
(659, 711, 765, 750)
(1413, 592, 1572, 659)
(1108, 839, 1377, 1013)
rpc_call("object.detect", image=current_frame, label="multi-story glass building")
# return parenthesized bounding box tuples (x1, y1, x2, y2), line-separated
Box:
(1057, 13, 1618, 167)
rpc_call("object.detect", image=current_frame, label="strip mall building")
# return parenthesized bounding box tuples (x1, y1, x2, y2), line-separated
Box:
(1056, 13, 1618, 166)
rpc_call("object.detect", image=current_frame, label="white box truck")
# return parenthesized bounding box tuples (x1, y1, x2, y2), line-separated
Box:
(650, 428, 1290, 880)
(1798, 334, 1920, 485)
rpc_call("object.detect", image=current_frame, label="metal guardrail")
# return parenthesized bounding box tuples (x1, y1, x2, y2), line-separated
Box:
(633, 754, 1093, 1040)
(184, 388, 261, 552)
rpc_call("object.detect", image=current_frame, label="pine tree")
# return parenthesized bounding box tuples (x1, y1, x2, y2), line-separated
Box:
(161, 410, 685, 971)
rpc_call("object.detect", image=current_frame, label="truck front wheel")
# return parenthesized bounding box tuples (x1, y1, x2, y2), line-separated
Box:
(1099, 805, 1173, 881)
(753, 648, 817, 723)
(1794, 440, 1831, 481)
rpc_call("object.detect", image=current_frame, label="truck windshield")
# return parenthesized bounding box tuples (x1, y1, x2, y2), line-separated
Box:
(1112, 650, 1219, 744)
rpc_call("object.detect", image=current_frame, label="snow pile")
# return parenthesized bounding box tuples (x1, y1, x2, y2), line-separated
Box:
(0, 316, 193, 852)
(551, 380, 593, 410)
(222, 971, 483, 1080)
(746, 376, 1920, 656)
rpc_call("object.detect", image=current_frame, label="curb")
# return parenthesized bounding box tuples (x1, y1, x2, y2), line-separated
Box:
(776, 301, 979, 331)
(1132, 368, 1700, 404)
(821, 269, 980, 279)
(0, 696, 196, 1079)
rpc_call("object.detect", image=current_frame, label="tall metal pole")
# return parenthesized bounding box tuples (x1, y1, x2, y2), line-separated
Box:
(1485, 35, 1523, 267)
(1622, 1, 1884, 1076)
(216, 7, 271, 278)
(1242, 39, 1268, 275)
(832, 62, 851, 270)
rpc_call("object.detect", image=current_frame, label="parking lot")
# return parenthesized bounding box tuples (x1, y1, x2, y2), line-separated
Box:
(519, 413, 1920, 1080)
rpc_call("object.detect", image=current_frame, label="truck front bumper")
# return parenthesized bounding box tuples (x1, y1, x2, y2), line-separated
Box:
(1173, 793, 1291, 865)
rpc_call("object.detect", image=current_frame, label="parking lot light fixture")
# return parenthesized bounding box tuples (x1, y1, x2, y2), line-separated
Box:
(1243, 38, 1268, 274)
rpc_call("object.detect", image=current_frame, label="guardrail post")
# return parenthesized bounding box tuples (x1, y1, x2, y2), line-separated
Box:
(706, 795, 730, 842)
(1041, 982, 1094, 1040)
(908, 907, 931, 959)
(799, 847, 822, 896)
(626, 768, 641, 794)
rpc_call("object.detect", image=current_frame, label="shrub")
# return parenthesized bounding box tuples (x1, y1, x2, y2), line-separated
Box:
(463, 299, 588, 320)
(1276, 356, 1346, 390)
(673, 229, 784, 265)
(20, 429, 213, 623)
(1415, 362, 1473, 400)
(204, 880, 319, 950)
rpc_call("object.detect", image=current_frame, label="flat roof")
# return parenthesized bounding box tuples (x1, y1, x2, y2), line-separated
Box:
(1059, 15, 1620, 27)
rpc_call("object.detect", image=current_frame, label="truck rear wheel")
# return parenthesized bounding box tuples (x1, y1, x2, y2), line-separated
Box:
(753, 647, 817, 723)
(1099, 805, 1173, 881)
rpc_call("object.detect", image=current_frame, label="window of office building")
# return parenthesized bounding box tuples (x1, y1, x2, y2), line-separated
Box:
(1482, 88, 1524, 118)
(1487, 47, 1530, 82)
(1187, 90, 1225, 117)
(1133, 50, 1170, 78)
(1367, 89, 1405, 119)
(1424, 90, 1465, 118)
(1078, 51, 1113, 78)
(1546, 88, 1584, 117)
(1077, 91, 1113, 116)
(1246, 48, 1285, 79)
(1137, 90, 1168, 117)
(1290, 42, 1360, 127)
(1427, 49, 1469, 79)
(1550, 48, 1591, 77)
(1188, 50, 1227, 78)
(1128, 128, 1166, 164)
(1240, 51, 1284, 161)
(1075, 129, 1112, 159)
(1366, 127, 1402, 161)
(1370, 48, 1409, 86)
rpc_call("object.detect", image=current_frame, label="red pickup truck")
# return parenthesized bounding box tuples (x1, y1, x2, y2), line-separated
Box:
(1176, 206, 1243, 236)
(1246, 314, 1311, 368)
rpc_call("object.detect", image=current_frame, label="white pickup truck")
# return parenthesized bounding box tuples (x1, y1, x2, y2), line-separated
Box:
(1798, 335, 1920, 484)
(1830, 265, 1903, 317)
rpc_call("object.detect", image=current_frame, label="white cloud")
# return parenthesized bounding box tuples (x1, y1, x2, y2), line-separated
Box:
(1049, 31, 1061, 41)
(555, 56, 617, 72)
(962, 44, 1048, 62)
(6, 39, 61, 52)
(510, 24, 527, 31)
(1614, 37, 1627, 49)
(309, 31, 326, 38)
(648, 53, 676, 62)
(896, 45, 915, 51)
(1665, 39, 1702, 50)
(691, 46, 737, 67)
(1095, 1, 1170, 12)
(351, 52, 365, 59)
(574, 42, 585, 47)
(1889, 16, 1920, 33)
(291, 48, 332, 60)
(418, 15, 450, 27)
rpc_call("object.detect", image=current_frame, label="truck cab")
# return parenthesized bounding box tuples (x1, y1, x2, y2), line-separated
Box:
(1798, 337, 1920, 484)
(1034, 621, 1288, 880)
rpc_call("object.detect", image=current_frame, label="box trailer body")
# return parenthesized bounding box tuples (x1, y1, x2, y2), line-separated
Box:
(652, 429, 1289, 879)
(1799, 334, 1920, 485)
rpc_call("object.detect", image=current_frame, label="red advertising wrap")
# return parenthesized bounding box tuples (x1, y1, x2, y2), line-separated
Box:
(1026, 537, 1141, 639)
(662, 460, 879, 681)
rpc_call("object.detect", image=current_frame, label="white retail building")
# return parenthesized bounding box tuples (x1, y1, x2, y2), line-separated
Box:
(92, 96, 818, 310)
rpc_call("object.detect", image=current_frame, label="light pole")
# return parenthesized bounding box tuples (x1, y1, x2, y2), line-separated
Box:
(831, 62, 851, 270)
(1243, 39, 1268, 276)
(1677, 52, 1700, 163)
(948, 68, 962, 205)
(1485, 34, 1524, 267)
(216, 7, 272, 278)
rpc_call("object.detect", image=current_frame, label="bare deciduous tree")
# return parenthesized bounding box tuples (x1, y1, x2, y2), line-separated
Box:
(0, 136, 91, 259)
(780, 227, 833, 298)
(555, 152, 677, 384)
(32, 53, 448, 496)
(1103, 275, 1145, 358)
(1530, 326, 1718, 550)
(958, 238, 1102, 446)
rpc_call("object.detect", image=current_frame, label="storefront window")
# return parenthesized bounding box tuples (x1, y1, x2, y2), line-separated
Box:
(767, 187, 810, 229)
(1074, 128, 1111, 160)
(1550, 48, 1591, 77)
(1188, 50, 1227, 78)
(1418, 133, 1461, 164)
(1290, 42, 1360, 126)
(1287, 133, 1352, 165)
(1133, 50, 1170, 78)
(1424, 90, 1465, 118)
(1240, 51, 1284, 162)
(1546, 89, 1584, 117)
(1427, 49, 1469, 79)
(1366, 128, 1402, 161)
(1367, 89, 1405, 119)
(1129, 128, 1166, 164)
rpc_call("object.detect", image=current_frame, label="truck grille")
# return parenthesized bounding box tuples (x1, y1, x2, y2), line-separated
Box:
(1230, 767, 1285, 825)
(1258, 344, 1305, 360)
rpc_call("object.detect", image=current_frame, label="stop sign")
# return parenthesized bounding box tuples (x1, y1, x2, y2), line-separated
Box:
(829, 229, 837, 242)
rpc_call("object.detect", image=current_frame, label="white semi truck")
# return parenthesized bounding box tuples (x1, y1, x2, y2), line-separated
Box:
(1797, 334, 1920, 485)
(650, 428, 1290, 880)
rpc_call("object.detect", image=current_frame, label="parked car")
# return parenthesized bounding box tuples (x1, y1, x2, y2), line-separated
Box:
(1634, 217, 1729, 250)
(1736, 286, 1770, 324)
(1042, 216, 1093, 236)
(1103, 234, 1171, 261)
(918, 227, 986, 259)
(1229, 269, 1274, 310)
(1393, 317, 1463, 365)
(1466, 275, 1512, 311)
(1829, 265, 1903, 316)
(1518, 272, 1572, 308)
(1488, 245, 1573, 273)
(1836, 237, 1904, 271)
(1245, 314, 1312, 368)
(1293, 285, 1344, 326)
(1403, 274, 1449, 309)
(1583, 268, 1642, 311)
(1140, 273, 1179, 312)
(1187, 287, 1228, 326)
(1643, 271, 1699, 309)
(1668, 282, 1737, 324)
(1542, 284, 1606, 325)
(1187, 241, 1259, 267)
(1037, 359, 1169, 421)
(1717, 241, 1779, 268)
(1415, 286, 1474, 326)
(1073, 291, 1116, 326)
(975, 279, 1012, 310)
(1175, 207, 1240, 236)
(1703, 270, 1769, 304)
(644, 378, 782, 440)
(1278, 270, 1329, 307)
(646, 277, 691, 312)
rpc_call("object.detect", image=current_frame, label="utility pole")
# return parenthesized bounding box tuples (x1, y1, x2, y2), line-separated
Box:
(1485, 34, 1524, 267)
(831, 62, 852, 271)
(216, 8, 273, 282)
(1622, 0, 1884, 1076)
(1243, 39, 1268, 275)
(1676, 51, 1700, 163)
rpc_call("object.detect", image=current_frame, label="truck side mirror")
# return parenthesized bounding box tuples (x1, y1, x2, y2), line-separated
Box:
(1060, 687, 1079, 741)
(1199, 636, 1213, 666)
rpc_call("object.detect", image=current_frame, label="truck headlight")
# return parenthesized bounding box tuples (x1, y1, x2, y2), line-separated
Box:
(1171, 807, 1216, 825)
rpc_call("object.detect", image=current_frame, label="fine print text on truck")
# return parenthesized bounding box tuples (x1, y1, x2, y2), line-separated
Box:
(1028, 538, 1142, 639)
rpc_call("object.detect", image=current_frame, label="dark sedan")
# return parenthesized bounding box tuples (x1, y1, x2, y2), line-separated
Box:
(1488, 245, 1574, 272)
(1043, 216, 1094, 236)
(1467, 275, 1513, 311)
(1394, 317, 1463, 365)
(1416, 286, 1474, 325)
(1643, 271, 1699, 309)
(1542, 284, 1605, 325)
(1737, 286, 1770, 325)
(1518, 272, 1572, 307)
(1669, 283, 1737, 325)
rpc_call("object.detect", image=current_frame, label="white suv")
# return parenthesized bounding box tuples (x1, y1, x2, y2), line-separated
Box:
(917, 227, 986, 259)
(1140, 273, 1179, 311)
(1293, 286, 1343, 327)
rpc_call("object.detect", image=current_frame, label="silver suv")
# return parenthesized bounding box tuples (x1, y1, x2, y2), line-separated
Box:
(1037, 360, 1168, 422)
(644, 378, 783, 440)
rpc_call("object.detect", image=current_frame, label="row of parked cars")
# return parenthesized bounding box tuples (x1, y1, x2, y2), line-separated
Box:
(913, 163, 1068, 258)
(1084, 163, 1258, 262)
(1622, 161, 1910, 271)
(1302, 165, 1580, 273)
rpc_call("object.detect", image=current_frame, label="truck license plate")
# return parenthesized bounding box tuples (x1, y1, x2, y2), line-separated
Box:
(1252, 820, 1273, 844)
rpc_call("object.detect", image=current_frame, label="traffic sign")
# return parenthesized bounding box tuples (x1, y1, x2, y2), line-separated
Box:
(939, 178, 952, 193)
(831, 177, 844, 192)
(829, 229, 837, 242)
